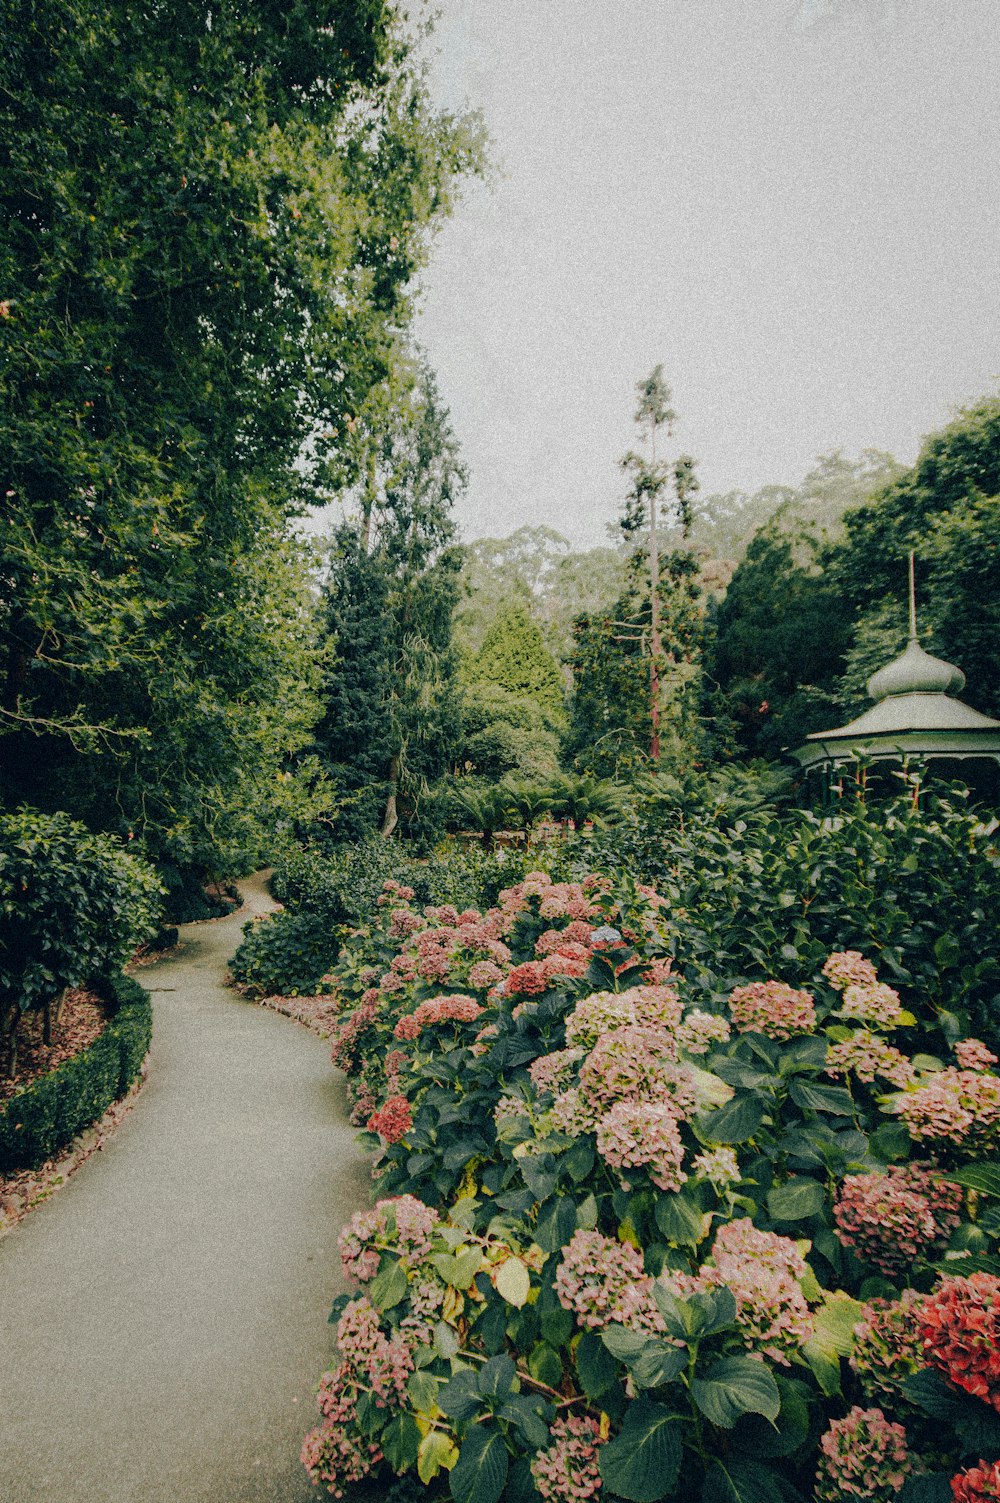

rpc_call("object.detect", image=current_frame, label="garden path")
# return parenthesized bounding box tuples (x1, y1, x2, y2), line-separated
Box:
(1, 872, 369, 1503)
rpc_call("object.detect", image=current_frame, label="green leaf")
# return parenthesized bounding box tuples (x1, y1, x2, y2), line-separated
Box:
(576, 1330, 620, 1400)
(495, 1257, 531, 1308)
(369, 1256, 408, 1311)
(450, 1423, 509, 1503)
(811, 1291, 866, 1359)
(947, 1162, 1000, 1197)
(382, 1411, 422, 1471)
(431, 1247, 484, 1287)
(692, 1356, 781, 1429)
(434, 1320, 461, 1359)
(801, 1339, 841, 1396)
(497, 1393, 552, 1450)
(406, 1370, 440, 1413)
(788, 1080, 854, 1115)
(766, 1177, 826, 1221)
(703, 1457, 806, 1503)
(438, 1369, 483, 1421)
(601, 1325, 653, 1363)
(528, 1342, 564, 1390)
(697, 1092, 765, 1144)
(419, 1429, 460, 1483)
(599, 1398, 682, 1501)
(900, 1476, 953, 1502)
(477, 1354, 517, 1402)
(655, 1190, 707, 1246)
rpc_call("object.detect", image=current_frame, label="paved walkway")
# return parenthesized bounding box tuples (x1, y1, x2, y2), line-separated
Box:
(1, 874, 370, 1502)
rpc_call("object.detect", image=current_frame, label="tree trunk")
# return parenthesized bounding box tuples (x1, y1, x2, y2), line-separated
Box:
(381, 755, 400, 839)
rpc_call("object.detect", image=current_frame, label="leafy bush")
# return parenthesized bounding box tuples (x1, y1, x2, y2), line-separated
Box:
(582, 787, 1000, 1045)
(0, 809, 161, 1070)
(301, 869, 1000, 1503)
(229, 910, 338, 999)
(0, 973, 152, 1171)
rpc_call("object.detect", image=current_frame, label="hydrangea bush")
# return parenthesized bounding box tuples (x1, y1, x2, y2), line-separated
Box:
(302, 873, 1000, 1503)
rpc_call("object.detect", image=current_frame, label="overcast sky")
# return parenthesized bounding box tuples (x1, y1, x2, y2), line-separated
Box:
(411, 0, 1000, 549)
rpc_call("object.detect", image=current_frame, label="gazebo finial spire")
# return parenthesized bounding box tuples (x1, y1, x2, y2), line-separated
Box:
(908, 551, 918, 642)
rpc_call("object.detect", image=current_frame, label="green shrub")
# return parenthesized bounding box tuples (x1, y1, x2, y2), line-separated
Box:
(0, 973, 152, 1172)
(0, 808, 162, 1068)
(229, 910, 338, 998)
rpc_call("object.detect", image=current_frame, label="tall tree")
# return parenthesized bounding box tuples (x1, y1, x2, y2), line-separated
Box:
(0, 0, 482, 873)
(315, 365, 466, 843)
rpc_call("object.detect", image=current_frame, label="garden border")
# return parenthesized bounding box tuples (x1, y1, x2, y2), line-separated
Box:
(0, 973, 152, 1174)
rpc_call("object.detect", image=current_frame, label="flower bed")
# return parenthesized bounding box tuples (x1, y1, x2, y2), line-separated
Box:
(304, 872, 1000, 1503)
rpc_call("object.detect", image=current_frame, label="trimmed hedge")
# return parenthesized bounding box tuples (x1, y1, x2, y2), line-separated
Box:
(0, 973, 152, 1172)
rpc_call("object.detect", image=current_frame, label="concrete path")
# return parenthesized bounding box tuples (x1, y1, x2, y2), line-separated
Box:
(1, 874, 370, 1503)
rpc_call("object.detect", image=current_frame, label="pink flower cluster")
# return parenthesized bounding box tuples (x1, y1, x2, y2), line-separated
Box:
(728, 980, 816, 1040)
(595, 1099, 687, 1191)
(850, 1291, 926, 1402)
(388, 907, 423, 939)
(823, 950, 879, 992)
(815, 1406, 913, 1502)
(692, 1145, 741, 1187)
(895, 1067, 1000, 1149)
(529, 1046, 585, 1094)
(392, 995, 484, 1041)
(840, 982, 905, 1030)
(565, 989, 681, 1052)
(952, 1461, 1000, 1501)
(825, 1030, 915, 1087)
(336, 1295, 412, 1404)
(467, 959, 506, 990)
(833, 1165, 962, 1277)
(338, 1194, 438, 1283)
(708, 1219, 813, 1364)
(580, 1028, 696, 1116)
(955, 1038, 999, 1071)
(535, 921, 595, 955)
(677, 1009, 732, 1056)
(366, 1095, 412, 1144)
(555, 1228, 664, 1332)
(920, 1272, 1000, 1413)
(300, 1413, 381, 1498)
(530, 1414, 605, 1502)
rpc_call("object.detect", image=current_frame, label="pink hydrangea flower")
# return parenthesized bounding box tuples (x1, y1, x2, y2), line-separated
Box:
(580, 1028, 696, 1116)
(595, 1099, 687, 1191)
(338, 1194, 438, 1282)
(555, 1228, 665, 1332)
(834, 1171, 936, 1277)
(529, 1046, 586, 1094)
(815, 1406, 913, 1501)
(895, 1067, 1000, 1149)
(336, 1296, 413, 1404)
(301, 1416, 381, 1498)
(467, 959, 506, 990)
(366, 1094, 412, 1144)
(825, 1030, 915, 1088)
(955, 1038, 999, 1072)
(850, 1290, 926, 1403)
(692, 1145, 740, 1187)
(707, 1219, 813, 1363)
(677, 1009, 732, 1056)
(840, 982, 905, 1030)
(728, 980, 816, 1040)
(822, 950, 880, 992)
(920, 1272, 1000, 1413)
(531, 1414, 605, 1502)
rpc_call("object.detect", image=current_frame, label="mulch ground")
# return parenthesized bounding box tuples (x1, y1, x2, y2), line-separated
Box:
(0, 988, 108, 1104)
(256, 993, 341, 1039)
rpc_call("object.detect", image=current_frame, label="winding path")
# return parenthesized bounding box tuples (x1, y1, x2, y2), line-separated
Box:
(1, 874, 369, 1502)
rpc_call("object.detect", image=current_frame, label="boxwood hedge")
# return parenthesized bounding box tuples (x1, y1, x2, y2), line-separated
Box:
(0, 972, 152, 1172)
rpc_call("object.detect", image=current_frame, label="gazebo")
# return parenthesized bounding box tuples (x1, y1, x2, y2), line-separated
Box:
(792, 558, 1000, 801)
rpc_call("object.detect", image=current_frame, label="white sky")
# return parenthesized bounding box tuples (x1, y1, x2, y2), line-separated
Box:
(411, 0, 1000, 549)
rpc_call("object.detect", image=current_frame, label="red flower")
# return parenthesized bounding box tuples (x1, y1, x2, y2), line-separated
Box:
(951, 1459, 1000, 1501)
(920, 1273, 1000, 1412)
(366, 1095, 412, 1144)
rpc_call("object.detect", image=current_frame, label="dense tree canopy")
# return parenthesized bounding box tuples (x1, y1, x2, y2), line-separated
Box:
(0, 0, 482, 873)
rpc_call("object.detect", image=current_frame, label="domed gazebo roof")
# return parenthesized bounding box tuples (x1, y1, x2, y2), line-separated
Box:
(792, 555, 1000, 775)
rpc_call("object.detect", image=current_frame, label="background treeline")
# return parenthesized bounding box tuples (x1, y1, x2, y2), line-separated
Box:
(2, 3, 998, 915)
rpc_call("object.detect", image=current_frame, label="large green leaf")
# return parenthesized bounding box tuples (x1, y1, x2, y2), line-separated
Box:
(947, 1162, 1000, 1197)
(697, 1092, 765, 1144)
(692, 1356, 781, 1429)
(598, 1398, 682, 1502)
(655, 1190, 707, 1246)
(368, 1256, 408, 1310)
(450, 1423, 509, 1503)
(766, 1176, 826, 1221)
(788, 1080, 854, 1116)
(702, 1457, 806, 1503)
(382, 1412, 422, 1471)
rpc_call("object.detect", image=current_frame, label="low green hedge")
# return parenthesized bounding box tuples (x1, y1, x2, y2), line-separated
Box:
(0, 973, 153, 1173)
